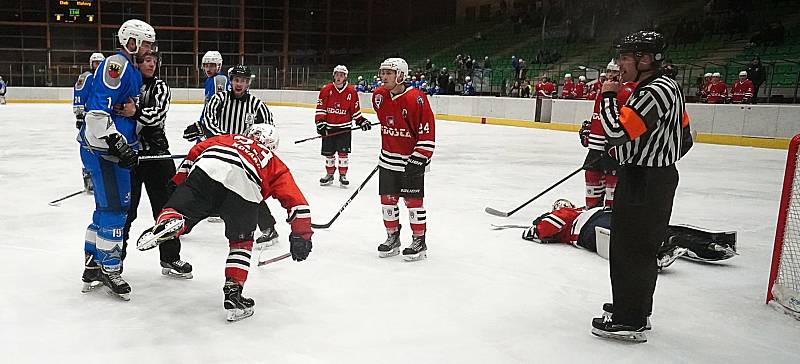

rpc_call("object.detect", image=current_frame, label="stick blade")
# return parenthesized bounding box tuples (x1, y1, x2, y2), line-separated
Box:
(48, 202, 61, 207)
(484, 207, 510, 217)
(257, 252, 292, 266)
(310, 222, 331, 229)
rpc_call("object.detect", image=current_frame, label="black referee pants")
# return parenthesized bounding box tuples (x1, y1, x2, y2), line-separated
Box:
(122, 158, 181, 263)
(609, 164, 678, 327)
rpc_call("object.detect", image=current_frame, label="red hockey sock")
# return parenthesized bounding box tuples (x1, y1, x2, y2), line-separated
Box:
(381, 195, 400, 233)
(225, 240, 253, 286)
(584, 169, 604, 208)
(324, 156, 335, 175)
(337, 152, 348, 176)
(604, 174, 618, 208)
(405, 197, 426, 236)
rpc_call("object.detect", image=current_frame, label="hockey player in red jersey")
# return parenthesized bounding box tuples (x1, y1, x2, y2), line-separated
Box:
(575, 76, 588, 99)
(136, 124, 312, 321)
(706, 72, 728, 104)
(730, 71, 754, 104)
(561, 73, 576, 98)
(579, 59, 637, 208)
(315, 65, 371, 187)
(369, 57, 436, 261)
(587, 73, 606, 100)
(535, 75, 556, 97)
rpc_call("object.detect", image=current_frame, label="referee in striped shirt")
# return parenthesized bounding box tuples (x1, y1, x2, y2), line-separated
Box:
(183, 65, 279, 248)
(592, 31, 694, 342)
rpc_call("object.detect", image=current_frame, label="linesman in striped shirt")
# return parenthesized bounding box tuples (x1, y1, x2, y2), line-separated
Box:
(183, 65, 279, 249)
(591, 31, 694, 343)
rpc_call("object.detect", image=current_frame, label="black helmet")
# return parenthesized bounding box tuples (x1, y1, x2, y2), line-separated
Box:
(615, 31, 667, 62)
(228, 64, 253, 79)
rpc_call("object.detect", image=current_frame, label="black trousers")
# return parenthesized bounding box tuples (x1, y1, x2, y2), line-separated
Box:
(122, 158, 180, 262)
(609, 164, 678, 327)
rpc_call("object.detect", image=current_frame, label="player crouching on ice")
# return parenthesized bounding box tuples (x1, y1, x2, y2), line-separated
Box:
(136, 124, 313, 321)
(521, 199, 737, 269)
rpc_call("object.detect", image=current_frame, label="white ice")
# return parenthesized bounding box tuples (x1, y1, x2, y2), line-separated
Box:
(1, 103, 799, 363)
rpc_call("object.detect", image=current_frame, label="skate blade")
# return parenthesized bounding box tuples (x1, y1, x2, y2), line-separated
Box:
(226, 307, 254, 322)
(591, 327, 647, 343)
(378, 248, 400, 258)
(81, 281, 102, 293)
(105, 289, 131, 301)
(161, 268, 193, 279)
(403, 251, 427, 262)
(255, 237, 278, 250)
(207, 217, 223, 223)
(320, 181, 334, 186)
(137, 219, 184, 251)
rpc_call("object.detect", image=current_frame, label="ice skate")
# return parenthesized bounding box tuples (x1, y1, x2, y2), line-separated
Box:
(137, 216, 186, 251)
(160, 259, 193, 279)
(320, 173, 334, 186)
(223, 279, 255, 322)
(255, 226, 279, 249)
(591, 316, 647, 343)
(657, 246, 688, 271)
(378, 228, 401, 258)
(339, 174, 350, 187)
(81, 254, 102, 293)
(601, 303, 652, 330)
(402, 234, 427, 261)
(99, 269, 131, 301)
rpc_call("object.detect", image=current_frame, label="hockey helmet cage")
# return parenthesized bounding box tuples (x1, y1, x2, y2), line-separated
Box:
(552, 199, 575, 211)
(118, 19, 156, 54)
(245, 123, 279, 151)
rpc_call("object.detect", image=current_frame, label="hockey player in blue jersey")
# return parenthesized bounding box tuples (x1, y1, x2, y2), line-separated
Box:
(73, 52, 105, 194)
(182, 50, 230, 142)
(79, 19, 156, 300)
(0, 76, 7, 104)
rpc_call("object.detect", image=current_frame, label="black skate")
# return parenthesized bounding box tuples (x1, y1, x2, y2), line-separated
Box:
(99, 269, 131, 301)
(591, 316, 647, 343)
(320, 173, 334, 186)
(378, 228, 402, 258)
(339, 174, 350, 187)
(160, 259, 193, 279)
(402, 235, 427, 261)
(601, 303, 652, 330)
(255, 226, 279, 249)
(223, 279, 255, 322)
(81, 254, 102, 293)
(657, 246, 688, 271)
(137, 216, 186, 251)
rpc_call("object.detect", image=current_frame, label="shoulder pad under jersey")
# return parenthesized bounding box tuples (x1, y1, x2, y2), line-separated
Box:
(103, 54, 130, 90)
(213, 75, 228, 93)
(75, 71, 93, 91)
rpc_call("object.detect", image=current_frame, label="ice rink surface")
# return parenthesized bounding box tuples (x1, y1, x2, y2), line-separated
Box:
(1, 103, 799, 363)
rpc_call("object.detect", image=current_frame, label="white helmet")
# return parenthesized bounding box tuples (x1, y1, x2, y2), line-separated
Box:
(578, 75, 586, 82)
(89, 52, 105, 66)
(357, 75, 363, 81)
(202, 51, 223, 69)
(552, 199, 575, 211)
(704, 72, 712, 77)
(380, 57, 409, 82)
(465, 76, 471, 82)
(600, 72, 607, 77)
(333, 65, 349, 77)
(245, 124, 279, 151)
(564, 73, 572, 78)
(117, 19, 156, 54)
(712, 72, 721, 77)
(739, 71, 747, 76)
(606, 59, 619, 72)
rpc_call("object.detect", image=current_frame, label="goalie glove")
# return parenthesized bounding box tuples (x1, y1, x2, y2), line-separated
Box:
(105, 133, 138, 169)
(289, 234, 312, 262)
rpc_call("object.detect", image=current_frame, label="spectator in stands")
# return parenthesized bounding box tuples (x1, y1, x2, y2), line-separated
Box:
(730, 71, 754, 104)
(463, 76, 476, 96)
(697, 72, 712, 103)
(560, 73, 575, 99)
(746, 56, 766, 104)
(575, 75, 587, 99)
(520, 79, 532, 98)
(437, 68, 450, 95)
(706, 72, 728, 104)
(483, 56, 491, 70)
(517, 58, 527, 80)
(509, 80, 521, 98)
(425, 58, 433, 78)
(512, 56, 520, 77)
(535, 75, 555, 98)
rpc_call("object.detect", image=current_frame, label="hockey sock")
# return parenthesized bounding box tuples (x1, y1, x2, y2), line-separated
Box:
(337, 152, 348, 176)
(585, 169, 604, 208)
(84, 223, 99, 258)
(225, 240, 253, 286)
(381, 195, 400, 233)
(405, 197, 426, 237)
(325, 156, 336, 175)
(604, 174, 618, 208)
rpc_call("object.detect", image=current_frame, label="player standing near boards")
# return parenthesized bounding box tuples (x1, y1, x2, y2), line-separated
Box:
(369, 58, 436, 261)
(183, 50, 229, 142)
(73, 52, 105, 194)
(314, 65, 371, 187)
(592, 30, 693, 342)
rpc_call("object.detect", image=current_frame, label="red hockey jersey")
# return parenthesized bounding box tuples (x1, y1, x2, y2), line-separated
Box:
(586, 82, 638, 151)
(561, 80, 575, 98)
(707, 82, 728, 104)
(535, 82, 556, 97)
(575, 81, 587, 99)
(533, 206, 605, 246)
(730, 79, 754, 103)
(173, 134, 312, 239)
(315, 82, 362, 131)
(372, 86, 436, 172)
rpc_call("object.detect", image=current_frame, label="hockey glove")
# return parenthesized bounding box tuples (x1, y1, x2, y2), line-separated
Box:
(106, 133, 138, 169)
(75, 118, 85, 130)
(579, 119, 591, 147)
(355, 117, 372, 131)
(289, 234, 312, 262)
(140, 126, 170, 155)
(403, 155, 427, 177)
(183, 122, 204, 141)
(316, 122, 328, 136)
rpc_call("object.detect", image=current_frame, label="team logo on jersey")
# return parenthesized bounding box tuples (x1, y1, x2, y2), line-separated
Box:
(416, 95, 424, 105)
(107, 62, 123, 79)
(375, 94, 383, 109)
(386, 116, 394, 126)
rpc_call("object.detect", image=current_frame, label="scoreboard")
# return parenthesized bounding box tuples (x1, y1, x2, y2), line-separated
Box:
(52, 0, 97, 23)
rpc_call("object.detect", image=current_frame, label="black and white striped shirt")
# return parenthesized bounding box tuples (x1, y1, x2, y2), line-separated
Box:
(600, 73, 693, 167)
(202, 91, 273, 136)
(136, 77, 170, 127)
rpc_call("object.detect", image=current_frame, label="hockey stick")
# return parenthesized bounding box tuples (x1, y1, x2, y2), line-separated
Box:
(294, 122, 379, 144)
(138, 154, 187, 162)
(257, 252, 291, 266)
(484, 157, 601, 217)
(311, 165, 379, 229)
(490, 224, 530, 230)
(48, 190, 85, 206)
